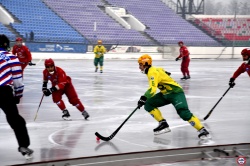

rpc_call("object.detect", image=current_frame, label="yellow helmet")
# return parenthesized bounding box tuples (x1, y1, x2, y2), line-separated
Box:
(97, 40, 102, 45)
(138, 54, 152, 66)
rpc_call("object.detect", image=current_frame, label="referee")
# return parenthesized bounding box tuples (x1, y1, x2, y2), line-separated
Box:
(0, 34, 33, 159)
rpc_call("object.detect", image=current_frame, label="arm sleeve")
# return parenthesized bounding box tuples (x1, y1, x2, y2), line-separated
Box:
(93, 46, 98, 54)
(144, 71, 158, 99)
(232, 63, 245, 79)
(177, 48, 183, 59)
(55, 69, 68, 90)
(12, 46, 16, 55)
(24, 46, 32, 62)
(43, 70, 48, 83)
(177, 47, 189, 59)
(102, 46, 106, 53)
(9, 55, 24, 98)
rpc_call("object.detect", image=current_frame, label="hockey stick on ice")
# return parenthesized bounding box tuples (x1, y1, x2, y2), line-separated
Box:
(34, 94, 45, 121)
(203, 87, 231, 120)
(95, 106, 139, 141)
(21, 62, 36, 66)
(29, 62, 36, 66)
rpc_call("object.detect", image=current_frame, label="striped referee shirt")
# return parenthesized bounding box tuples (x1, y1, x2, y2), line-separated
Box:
(0, 49, 24, 98)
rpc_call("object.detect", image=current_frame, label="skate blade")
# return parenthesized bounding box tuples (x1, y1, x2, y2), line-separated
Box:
(63, 117, 72, 121)
(24, 154, 33, 160)
(199, 134, 212, 140)
(84, 115, 89, 120)
(154, 128, 171, 135)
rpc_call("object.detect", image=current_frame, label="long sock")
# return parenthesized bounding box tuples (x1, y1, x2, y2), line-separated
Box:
(188, 115, 203, 131)
(149, 108, 164, 122)
(100, 66, 103, 71)
(75, 102, 85, 112)
(56, 100, 66, 110)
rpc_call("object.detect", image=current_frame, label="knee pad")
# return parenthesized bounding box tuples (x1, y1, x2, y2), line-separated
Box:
(69, 97, 80, 106)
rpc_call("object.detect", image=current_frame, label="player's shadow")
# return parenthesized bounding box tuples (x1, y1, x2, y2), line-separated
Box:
(153, 136, 171, 146)
(94, 141, 121, 153)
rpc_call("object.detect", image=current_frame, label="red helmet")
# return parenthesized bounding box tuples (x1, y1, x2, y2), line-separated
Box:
(44, 58, 55, 67)
(241, 48, 250, 56)
(178, 41, 184, 45)
(16, 37, 23, 42)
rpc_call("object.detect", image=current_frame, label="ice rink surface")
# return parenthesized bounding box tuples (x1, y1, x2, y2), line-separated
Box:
(0, 59, 249, 166)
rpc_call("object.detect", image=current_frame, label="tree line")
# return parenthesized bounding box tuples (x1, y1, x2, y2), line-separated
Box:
(205, 0, 250, 15)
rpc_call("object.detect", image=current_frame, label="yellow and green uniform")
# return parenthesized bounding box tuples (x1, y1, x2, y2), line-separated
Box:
(144, 66, 203, 131)
(93, 45, 106, 68)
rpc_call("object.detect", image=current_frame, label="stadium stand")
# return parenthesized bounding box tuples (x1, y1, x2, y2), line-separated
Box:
(192, 16, 250, 46)
(42, 0, 154, 45)
(1, 0, 86, 43)
(1, 0, 222, 46)
(0, 22, 15, 41)
(104, 0, 220, 46)
(43, 0, 219, 46)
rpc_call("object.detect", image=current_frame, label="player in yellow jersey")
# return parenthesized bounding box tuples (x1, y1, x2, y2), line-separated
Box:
(93, 40, 106, 73)
(137, 54, 210, 139)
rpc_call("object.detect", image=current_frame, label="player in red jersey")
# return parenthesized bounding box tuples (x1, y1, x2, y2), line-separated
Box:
(229, 48, 250, 88)
(176, 41, 191, 80)
(42, 58, 89, 120)
(12, 37, 34, 72)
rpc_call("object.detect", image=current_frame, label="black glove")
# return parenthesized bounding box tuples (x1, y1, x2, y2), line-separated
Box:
(138, 96, 147, 109)
(28, 61, 33, 66)
(229, 78, 235, 88)
(165, 71, 171, 76)
(175, 58, 179, 61)
(43, 87, 57, 96)
(14, 96, 20, 104)
(43, 89, 52, 96)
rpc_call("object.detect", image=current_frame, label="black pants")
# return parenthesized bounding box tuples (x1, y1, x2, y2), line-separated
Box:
(0, 86, 30, 148)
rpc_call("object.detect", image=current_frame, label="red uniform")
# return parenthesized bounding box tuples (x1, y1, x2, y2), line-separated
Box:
(12, 45, 32, 70)
(232, 62, 250, 79)
(177, 45, 190, 77)
(43, 66, 85, 112)
(229, 48, 250, 88)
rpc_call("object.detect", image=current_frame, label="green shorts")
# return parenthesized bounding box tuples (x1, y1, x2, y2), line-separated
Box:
(144, 92, 193, 121)
(94, 56, 104, 66)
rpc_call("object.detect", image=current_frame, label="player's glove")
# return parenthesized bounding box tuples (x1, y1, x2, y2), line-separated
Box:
(137, 96, 147, 109)
(14, 96, 20, 104)
(43, 89, 52, 96)
(229, 78, 235, 88)
(175, 58, 179, 61)
(43, 87, 57, 96)
(28, 61, 33, 66)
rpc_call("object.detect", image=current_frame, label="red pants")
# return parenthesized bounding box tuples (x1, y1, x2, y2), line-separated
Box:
(181, 59, 190, 76)
(21, 63, 28, 70)
(52, 81, 84, 112)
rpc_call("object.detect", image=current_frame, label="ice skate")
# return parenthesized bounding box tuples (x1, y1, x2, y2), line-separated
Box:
(180, 76, 187, 80)
(100, 70, 103, 73)
(186, 75, 191, 79)
(82, 110, 89, 120)
(62, 109, 71, 121)
(198, 127, 211, 140)
(154, 119, 171, 135)
(18, 147, 34, 160)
